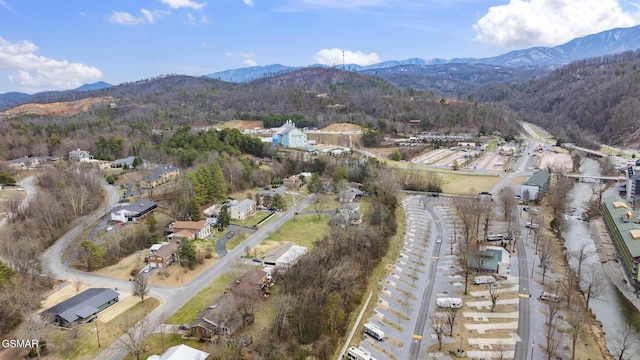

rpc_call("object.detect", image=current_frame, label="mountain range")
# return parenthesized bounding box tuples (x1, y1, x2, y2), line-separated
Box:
(2, 24, 640, 111)
(208, 24, 640, 82)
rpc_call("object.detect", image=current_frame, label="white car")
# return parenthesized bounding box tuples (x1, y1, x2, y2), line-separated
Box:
(436, 238, 442, 243)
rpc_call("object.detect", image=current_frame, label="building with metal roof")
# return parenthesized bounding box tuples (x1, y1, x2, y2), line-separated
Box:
(41, 288, 119, 328)
(601, 196, 640, 291)
(520, 171, 551, 201)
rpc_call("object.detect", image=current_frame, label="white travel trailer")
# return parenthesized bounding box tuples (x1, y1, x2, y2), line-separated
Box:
(436, 297, 463, 308)
(474, 275, 496, 285)
(347, 347, 378, 360)
(363, 322, 385, 341)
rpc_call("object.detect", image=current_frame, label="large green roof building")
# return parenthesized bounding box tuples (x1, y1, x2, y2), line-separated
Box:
(601, 196, 640, 291)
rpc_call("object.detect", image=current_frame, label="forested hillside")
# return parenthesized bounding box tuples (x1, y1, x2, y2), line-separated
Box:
(0, 67, 519, 162)
(488, 50, 640, 149)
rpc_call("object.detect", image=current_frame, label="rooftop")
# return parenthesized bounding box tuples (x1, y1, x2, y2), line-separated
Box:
(42, 288, 119, 323)
(602, 196, 640, 258)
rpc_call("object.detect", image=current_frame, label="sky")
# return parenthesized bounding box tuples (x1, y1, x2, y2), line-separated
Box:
(1, 0, 640, 94)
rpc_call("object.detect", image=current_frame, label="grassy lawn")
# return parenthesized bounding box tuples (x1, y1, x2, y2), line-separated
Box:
(230, 210, 274, 228)
(166, 271, 238, 324)
(47, 298, 159, 360)
(259, 213, 330, 253)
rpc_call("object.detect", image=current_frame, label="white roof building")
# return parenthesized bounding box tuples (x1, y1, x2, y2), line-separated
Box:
(147, 344, 209, 360)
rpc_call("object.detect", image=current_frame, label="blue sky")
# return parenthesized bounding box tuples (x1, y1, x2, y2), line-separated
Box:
(1, 0, 640, 94)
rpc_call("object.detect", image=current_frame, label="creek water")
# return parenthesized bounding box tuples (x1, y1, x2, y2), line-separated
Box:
(562, 157, 640, 356)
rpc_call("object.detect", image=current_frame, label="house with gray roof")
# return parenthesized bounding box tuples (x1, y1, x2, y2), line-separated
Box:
(41, 288, 119, 328)
(229, 199, 256, 220)
(142, 164, 180, 188)
(110, 199, 157, 223)
(110, 156, 137, 169)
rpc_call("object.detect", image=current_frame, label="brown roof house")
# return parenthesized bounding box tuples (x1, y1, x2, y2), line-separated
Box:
(147, 242, 179, 269)
(190, 269, 270, 340)
(169, 220, 211, 240)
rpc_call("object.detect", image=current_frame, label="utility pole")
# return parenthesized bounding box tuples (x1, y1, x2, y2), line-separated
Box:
(95, 320, 101, 348)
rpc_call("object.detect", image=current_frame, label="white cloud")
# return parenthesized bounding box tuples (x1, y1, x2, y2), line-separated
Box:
(315, 48, 380, 66)
(474, 0, 640, 48)
(0, 37, 102, 93)
(109, 11, 146, 25)
(243, 59, 257, 66)
(0, 0, 13, 11)
(243, 0, 254, 6)
(110, 9, 169, 25)
(160, 0, 206, 10)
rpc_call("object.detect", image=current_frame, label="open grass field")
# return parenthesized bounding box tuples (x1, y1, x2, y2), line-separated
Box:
(165, 267, 247, 324)
(256, 213, 330, 255)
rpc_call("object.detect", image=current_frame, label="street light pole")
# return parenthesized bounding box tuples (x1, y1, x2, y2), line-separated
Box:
(530, 340, 534, 360)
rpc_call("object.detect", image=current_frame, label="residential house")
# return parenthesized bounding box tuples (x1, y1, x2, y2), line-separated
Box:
(601, 196, 640, 291)
(520, 171, 551, 201)
(257, 186, 286, 206)
(110, 156, 137, 169)
(338, 187, 364, 203)
(147, 242, 179, 268)
(329, 203, 363, 228)
(7, 156, 56, 169)
(262, 243, 307, 269)
(68, 148, 93, 162)
(271, 120, 307, 148)
(147, 344, 209, 360)
(229, 199, 256, 220)
(110, 200, 157, 223)
(142, 164, 180, 188)
(190, 269, 270, 340)
(169, 220, 211, 240)
(149, 242, 169, 254)
(41, 288, 119, 328)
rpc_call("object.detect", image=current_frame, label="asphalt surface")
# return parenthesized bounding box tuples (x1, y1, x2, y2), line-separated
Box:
(93, 194, 314, 360)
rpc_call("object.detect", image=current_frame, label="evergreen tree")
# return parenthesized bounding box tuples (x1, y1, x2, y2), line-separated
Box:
(178, 240, 197, 269)
(217, 206, 230, 230)
(271, 194, 286, 211)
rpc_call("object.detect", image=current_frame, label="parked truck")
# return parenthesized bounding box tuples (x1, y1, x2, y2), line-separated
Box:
(436, 297, 463, 308)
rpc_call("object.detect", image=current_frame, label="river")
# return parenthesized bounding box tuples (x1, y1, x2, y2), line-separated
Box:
(562, 157, 640, 356)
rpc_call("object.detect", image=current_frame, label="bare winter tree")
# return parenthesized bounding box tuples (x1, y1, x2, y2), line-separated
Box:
(612, 324, 639, 360)
(537, 234, 555, 285)
(496, 187, 518, 239)
(488, 282, 502, 312)
(429, 313, 447, 351)
(313, 193, 330, 219)
(566, 305, 587, 360)
(479, 197, 495, 241)
(492, 340, 509, 360)
(117, 318, 152, 360)
(580, 264, 606, 310)
(544, 299, 562, 360)
(445, 307, 458, 337)
(569, 242, 595, 281)
(132, 273, 149, 303)
(562, 267, 579, 307)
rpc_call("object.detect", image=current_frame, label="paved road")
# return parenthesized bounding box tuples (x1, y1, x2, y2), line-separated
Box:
(94, 194, 314, 360)
(408, 198, 444, 359)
